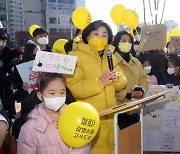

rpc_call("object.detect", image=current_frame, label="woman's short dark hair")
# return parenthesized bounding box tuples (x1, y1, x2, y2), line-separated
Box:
(33, 27, 48, 37)
(82, 20, 113, 44)
(112, 30, 134, 52)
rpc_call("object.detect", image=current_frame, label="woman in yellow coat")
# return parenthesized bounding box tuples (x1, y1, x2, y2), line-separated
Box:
(66, 20, 127, 154)
(112, 30, 149, 130)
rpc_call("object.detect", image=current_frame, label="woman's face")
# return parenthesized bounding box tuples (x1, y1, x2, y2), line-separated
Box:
(119, 34, 131, 43)
(87, 26, 108, 42)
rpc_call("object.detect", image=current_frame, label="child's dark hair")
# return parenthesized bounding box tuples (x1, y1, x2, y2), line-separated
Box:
(138, 53, 151, 64)
(12, 73, 75, 139)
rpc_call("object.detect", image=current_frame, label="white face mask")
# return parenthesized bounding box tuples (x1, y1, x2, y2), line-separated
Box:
(167, 67, 174, 74)
(144, 66, 151, 74)
(37, 37, 49, 45)
(0, 41, 3, 47)
(134, 34, 141, 42)
(43, 95, 66, 111)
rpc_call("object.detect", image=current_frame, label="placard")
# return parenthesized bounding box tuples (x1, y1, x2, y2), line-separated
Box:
(141, 24, 167, 51)
(143, 85, 180, 152)
(16, 60, 40, 93)
(32, 51, 77, 74)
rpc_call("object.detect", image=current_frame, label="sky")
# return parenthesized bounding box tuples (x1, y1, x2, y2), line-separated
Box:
(85, 0, 180, 34)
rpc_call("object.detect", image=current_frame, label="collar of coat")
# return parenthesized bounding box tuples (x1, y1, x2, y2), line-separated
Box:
(28, 103, 66, 133)
(114, 52, 136, 66)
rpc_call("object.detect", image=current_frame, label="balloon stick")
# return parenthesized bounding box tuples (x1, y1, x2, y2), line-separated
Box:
(135, 28, 141, 43)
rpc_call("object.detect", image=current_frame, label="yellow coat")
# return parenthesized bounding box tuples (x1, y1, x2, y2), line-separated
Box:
(66, 43, 127, 154)
(114, 52, 149, 105)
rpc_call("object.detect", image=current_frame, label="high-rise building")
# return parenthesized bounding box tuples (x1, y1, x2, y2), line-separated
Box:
(1, 0, 85, 47)
(7, 0, 24, 45)
(75, 0, 85, 7)
(0, 0, 24, 46)
(0, 0, 8, 30)
(23, 0, 77, 34)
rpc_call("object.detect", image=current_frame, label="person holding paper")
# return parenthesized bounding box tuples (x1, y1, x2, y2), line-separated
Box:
(112, 30, 149, 129)
(66, 20, 127, 154)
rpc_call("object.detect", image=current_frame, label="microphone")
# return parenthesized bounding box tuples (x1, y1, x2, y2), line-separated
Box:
(106, 49, 114, 71)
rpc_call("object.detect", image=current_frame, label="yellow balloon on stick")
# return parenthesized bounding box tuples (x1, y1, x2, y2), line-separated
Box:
(53, 39, 68, 54)
(171, 28, 180, 36)
(29, 24, 39, 36)
(122, 9, 139, 29)
(58, 102, 100, 147)
(72, 8, 92, 30)
(110, 4, 126, 25)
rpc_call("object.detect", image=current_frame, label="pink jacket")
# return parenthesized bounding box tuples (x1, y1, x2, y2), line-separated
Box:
(17, 103, 90, 154)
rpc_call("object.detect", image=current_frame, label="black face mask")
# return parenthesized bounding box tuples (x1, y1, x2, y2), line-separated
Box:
(11, 59, 19, 65)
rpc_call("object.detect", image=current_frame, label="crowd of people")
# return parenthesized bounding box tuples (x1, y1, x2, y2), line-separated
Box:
(0, 20, 179, 154)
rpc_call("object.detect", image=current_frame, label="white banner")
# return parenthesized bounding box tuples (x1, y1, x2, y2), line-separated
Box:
(32, 51, 77, 75)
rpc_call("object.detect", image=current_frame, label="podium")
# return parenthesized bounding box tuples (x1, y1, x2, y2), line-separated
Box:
(114, 106, 142, 154)
(99, 90, 169, 154)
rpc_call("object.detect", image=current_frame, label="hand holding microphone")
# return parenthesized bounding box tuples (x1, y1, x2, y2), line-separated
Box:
(106, 49, 114, 71)
(106, 49, 119, 81)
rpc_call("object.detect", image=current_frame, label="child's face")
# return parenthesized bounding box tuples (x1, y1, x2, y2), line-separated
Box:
(87, 26, 108, 41)
(41, 79, 66, 98)
(142, 60, 150, 68)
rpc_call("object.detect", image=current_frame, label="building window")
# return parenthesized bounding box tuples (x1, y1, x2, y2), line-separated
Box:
(49, 0, 56, 2)
(0, 15, 6, 21)
(48, 3, 56, 11)
(59, 28, 70, 33)
(0, 4, 6, 11)
(49, 17, 57, 24)
(58, 0, 74, 4)
(50, 28, 57, 32)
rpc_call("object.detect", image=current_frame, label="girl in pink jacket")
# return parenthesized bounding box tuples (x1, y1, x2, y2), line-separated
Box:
(17, 73, 90, 154)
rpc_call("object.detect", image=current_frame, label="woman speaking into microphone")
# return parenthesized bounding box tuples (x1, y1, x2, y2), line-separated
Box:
(66, 20, 127, 154)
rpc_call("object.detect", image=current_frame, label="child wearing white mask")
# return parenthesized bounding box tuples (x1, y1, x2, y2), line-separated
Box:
(138, 54, 158, 85)
(160, 57, 180, 86)
(17, 73, 90, 154)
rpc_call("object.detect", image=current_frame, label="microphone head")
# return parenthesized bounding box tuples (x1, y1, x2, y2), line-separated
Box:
(106, 49, 113, 56)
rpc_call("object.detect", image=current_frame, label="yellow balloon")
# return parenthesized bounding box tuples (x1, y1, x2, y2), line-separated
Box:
(166, 32, 171, 43)
(122, 9, 139, 29)
(72, 8, 92, 30)
(53, 39, 68, 54)
(29, 24, 39, 36)
(58, 102, 100, 147)
(111, 4, 126, 25)
(171, 28, 180, 36)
